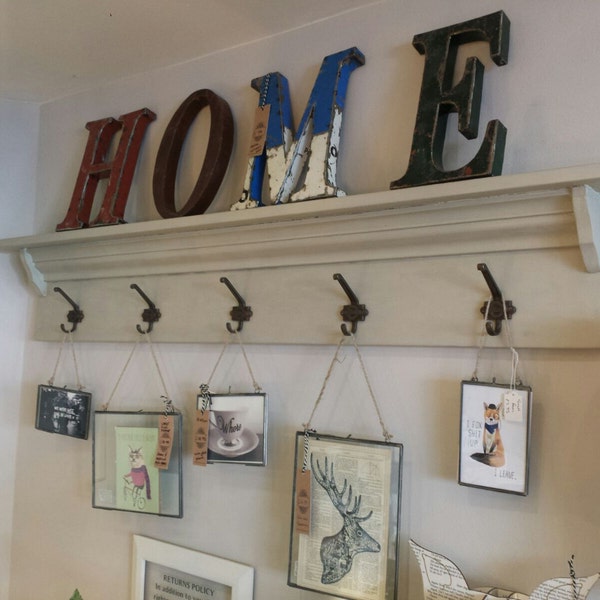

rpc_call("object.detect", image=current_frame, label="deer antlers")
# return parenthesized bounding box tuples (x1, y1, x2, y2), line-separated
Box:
(311, 454, 373, 521)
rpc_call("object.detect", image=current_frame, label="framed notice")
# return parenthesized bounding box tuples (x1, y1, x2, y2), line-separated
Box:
(131, 535, 254, 600)
(92, 411, 183, 517)
(196, 392, 267, 466)
(35, 384, 92, 440)
(288, 432, 403, 600)
(459, 380, 532, 495)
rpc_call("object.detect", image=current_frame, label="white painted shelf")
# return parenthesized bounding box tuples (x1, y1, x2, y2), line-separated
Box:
(3, 164, 600, 347)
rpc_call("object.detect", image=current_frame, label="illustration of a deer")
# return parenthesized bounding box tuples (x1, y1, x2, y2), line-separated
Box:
(311, 454, 381, 584)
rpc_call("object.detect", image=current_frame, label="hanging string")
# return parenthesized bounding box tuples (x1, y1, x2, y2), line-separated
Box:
(48, 332, 69, 386)
(146, 332, 172, 404)
(302, 336, 346, 433)
(48, 331, 84, 391)
(234, 330, 262, 392)
(501, 292, 521, 388)
(205, 338, 231, 388)
(68, 331, 83, 391)
(471, 296, 492, 382)
(199, 332, 262, 398)
(350, 333, 393, 443)
(471, 293, 523, 388)
(101, 339, 140, 411)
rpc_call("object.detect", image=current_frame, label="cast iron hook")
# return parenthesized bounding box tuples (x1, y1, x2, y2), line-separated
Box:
(130, 283, 161, 334)
(333, 273, 369, 336)
(220, 277, 253, 333)
(53, 287, 84, 333)
(477, 263, 516, 336)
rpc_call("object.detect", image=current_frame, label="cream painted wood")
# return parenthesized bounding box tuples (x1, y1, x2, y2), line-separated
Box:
(2, 165, 600, 346)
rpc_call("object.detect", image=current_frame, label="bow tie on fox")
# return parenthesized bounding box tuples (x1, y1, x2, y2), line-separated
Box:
(470, 401, 505, 468)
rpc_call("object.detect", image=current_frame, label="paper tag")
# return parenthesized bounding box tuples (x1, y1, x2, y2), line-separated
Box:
(248, 105, 270, 156)
(503, 390, 524, 422)
(192, 409, 210, 466)
(154, 415, 174, 470)
(295, 469, 311, 534)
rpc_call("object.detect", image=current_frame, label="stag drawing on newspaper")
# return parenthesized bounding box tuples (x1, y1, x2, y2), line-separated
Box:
(311, 454, 381, 584)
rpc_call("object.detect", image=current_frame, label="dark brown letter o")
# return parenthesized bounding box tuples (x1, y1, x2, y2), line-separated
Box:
(153, 89, 234, 218)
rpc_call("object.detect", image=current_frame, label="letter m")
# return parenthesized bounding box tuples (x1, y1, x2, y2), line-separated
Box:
(236, 47, 364, 208)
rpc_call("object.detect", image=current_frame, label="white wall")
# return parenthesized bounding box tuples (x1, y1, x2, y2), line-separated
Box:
(6, 1, 600, 599)
(0, 98, 38, 599)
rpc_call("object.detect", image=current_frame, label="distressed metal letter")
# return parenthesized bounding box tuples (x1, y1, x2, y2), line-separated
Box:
(56, 108, 156, 231)
(232, 47, 365, 210)
(153, 89, 234, 218)
(391, 11, 510, 189)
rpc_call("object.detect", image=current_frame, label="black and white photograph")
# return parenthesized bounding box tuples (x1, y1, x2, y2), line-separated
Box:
(459, 380, 532, 495)
(35, 384, 92, 440)
(288, 432, 403, 600)
(197, 393, 267, 466)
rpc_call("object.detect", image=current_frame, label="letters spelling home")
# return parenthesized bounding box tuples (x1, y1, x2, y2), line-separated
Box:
(56, 10, 509, 232)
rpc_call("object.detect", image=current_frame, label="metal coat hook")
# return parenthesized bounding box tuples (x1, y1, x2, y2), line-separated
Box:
(53, 286, 84, 333)
(333, 273, 369, 336)
(477, 263, 516, 336)
(220, 277, 253, 333)
(130, 283, 161, 334)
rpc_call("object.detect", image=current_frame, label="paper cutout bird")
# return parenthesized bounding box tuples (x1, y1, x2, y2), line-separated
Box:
(410, 539, 599, 600)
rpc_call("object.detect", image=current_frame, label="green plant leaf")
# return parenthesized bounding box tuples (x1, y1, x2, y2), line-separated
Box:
(70, 590, 84, 600)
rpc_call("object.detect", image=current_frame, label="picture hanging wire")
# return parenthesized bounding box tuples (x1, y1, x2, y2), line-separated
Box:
(101, 333, 174, 412)
(301, 273, 392, 469)
(199, 329, 262, 398)
(101, 287, 172, 411)
(48, 330, 84, 391)
(472, 266, 522, 386)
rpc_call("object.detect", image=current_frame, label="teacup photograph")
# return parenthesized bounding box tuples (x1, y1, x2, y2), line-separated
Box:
(211, 408, 248, 448)
(197, 393, 267, 466)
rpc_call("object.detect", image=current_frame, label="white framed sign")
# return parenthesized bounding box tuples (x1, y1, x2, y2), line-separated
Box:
(131, 535, 254, 600)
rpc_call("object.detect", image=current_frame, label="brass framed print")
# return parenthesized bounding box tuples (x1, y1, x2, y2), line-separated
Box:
(459, 380, 532, 495)
(288, 431, 403, 600)
(35, 384, 92, 440)
(93, 411, 183, 517)
(131, 535, 254, 600)
(197, 393, 267, 466)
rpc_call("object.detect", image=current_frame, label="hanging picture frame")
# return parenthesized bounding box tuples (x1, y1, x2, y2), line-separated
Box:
(92, 411, 183, 517)
(131, 535, 254, 600)
(35, 384, 92, 440)
(197, 392, 267, 466)
(288, 431, 403, 600)
(459, 380, 532, 495)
